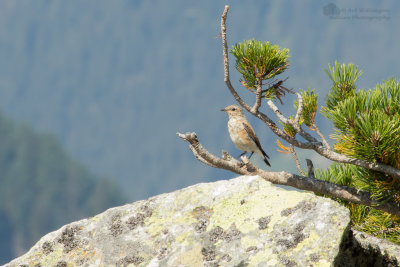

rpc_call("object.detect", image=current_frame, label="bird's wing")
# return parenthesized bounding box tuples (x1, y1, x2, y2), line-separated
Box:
(242, 122, 269, 159)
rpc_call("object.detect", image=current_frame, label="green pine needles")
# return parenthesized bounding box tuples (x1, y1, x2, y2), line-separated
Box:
(295, 88, 318, 128)
(217, 10, 400, 244)
(316, 163, 400, 243)
(230, 39, 291, 103)
(316, 62, 400, 243)
(281, 61, 400, 242)
(323, 61, 363, 111)
(185, 7, 400, 246)
(322, 66, 400, 176)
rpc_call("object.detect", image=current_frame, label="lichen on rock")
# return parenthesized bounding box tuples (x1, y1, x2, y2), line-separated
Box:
(6, 175, 384, 266)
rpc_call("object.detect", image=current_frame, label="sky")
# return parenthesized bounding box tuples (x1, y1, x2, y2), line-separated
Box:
(0, 1, 399, 201)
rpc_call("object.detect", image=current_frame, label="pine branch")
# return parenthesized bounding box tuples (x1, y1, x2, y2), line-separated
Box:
(177, 132, 400, 216)
(265, 99, 400, 180)
(220, 6, 400, 182)
(264, 99, 321, 146)
(294, 92, 303, 126)
(220, 6, 252, 112)
(252, 77, 263, 113)
(289, 144, 306, 176)
(312, 122, 331, 149)
(306, 159, 315, 179)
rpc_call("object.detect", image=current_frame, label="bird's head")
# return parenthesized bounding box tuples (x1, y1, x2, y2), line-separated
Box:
(221, 105, 245, 118)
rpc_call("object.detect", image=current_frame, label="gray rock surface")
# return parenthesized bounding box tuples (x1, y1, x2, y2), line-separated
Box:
(5, 175, 351, 266)
(336, 229, 400, 266)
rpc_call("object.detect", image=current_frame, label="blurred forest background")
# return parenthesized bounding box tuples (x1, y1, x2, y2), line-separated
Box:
(0, 0, 399, 263)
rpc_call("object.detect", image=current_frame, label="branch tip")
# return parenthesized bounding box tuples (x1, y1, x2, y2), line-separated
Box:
(294, 93, 303, 125)
(177, 132, 197, 142)
(306, 159, 315, 179)
(290, 144, 306, 176)
(178, 129, 400, 216)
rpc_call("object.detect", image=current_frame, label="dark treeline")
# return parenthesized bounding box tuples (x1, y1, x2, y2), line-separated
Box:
(0, 112, 126, 263)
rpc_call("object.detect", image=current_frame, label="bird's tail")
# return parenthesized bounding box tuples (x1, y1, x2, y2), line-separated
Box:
(259, 148, 271, 167)
(263, 156, 271, 167)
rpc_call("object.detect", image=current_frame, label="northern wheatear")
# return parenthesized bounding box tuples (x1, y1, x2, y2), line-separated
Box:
(221, 105, 271, 167)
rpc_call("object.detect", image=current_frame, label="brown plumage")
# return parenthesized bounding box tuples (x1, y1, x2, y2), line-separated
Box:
(221, 105, 271, 167)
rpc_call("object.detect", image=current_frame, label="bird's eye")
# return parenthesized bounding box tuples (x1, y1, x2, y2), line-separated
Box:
(231, 108, 236, 111)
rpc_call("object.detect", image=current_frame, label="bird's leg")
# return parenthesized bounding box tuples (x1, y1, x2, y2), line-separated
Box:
(248, 152, 254, 159)
(236, 151, 247, 159)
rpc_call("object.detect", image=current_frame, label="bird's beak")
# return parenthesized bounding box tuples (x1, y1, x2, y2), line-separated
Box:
(220, 108, 226, 112)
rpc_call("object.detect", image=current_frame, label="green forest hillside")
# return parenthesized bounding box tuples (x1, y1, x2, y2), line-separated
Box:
(0, 112, 126, 263)
(0, 1, 399, 262)
(0, 1, 398, 201)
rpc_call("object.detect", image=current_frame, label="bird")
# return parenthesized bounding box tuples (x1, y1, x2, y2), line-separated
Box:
(221, 105, 271, 167)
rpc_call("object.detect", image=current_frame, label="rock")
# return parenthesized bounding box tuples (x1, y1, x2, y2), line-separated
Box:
(5, 175, 350, 266)
(336, 229, 400, 266)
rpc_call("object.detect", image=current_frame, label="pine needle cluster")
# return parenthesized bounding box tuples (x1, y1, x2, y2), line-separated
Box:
(317, 62, 400, 243)
(228, 39, 400, 242)
(230, 39, 292, 103)
(294, 88, 318, 128)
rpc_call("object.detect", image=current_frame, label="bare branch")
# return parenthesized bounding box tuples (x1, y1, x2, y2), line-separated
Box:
(177, 132, 217, 168)
(240, 155, 258, 172)
(265, 100, 400, 180)
(312, 123, 331, 149)
(267, 100, 289, 124)
(267, 100, 319, 143)
(290, 144, 306, 176)
(254, 110, 322, 149)
(220, 5, 321, 151)
(294, 92, 303, 125)
(313, 146, 400, 180)
(221, 5, 251, 111)
(177, 132, 251, 174)
(192, 147, 219, 168)
(306, 159, 315, 179)
(219, 7, 400, 181)
(251, 78, 263, 113)
(178, 132, 400, 216)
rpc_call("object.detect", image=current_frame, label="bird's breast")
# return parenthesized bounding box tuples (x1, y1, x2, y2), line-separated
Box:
(227, 118, 254, 150)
